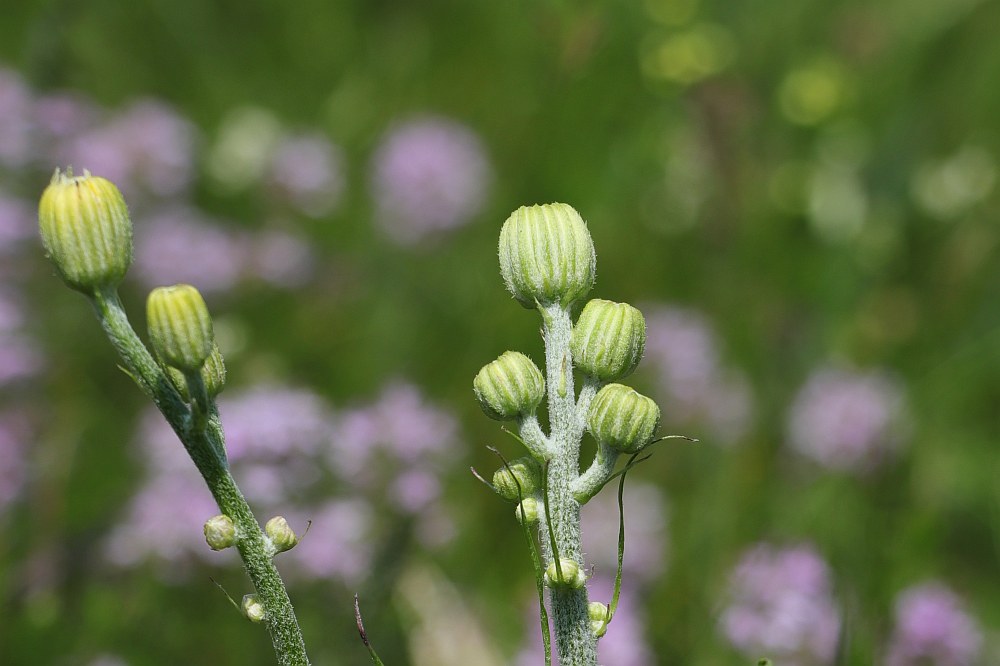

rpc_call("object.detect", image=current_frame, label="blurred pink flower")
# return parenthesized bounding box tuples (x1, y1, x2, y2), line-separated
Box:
(0, 193, 35, 250)
(719, 542, 841, 665)
(266, 133, 345, 216)
(370, 116, 492, 244)
(0, 412, 29, 513)
(0, 67, 33, 169)
(581, 481, 668, 582)
(786, 366, 907, 472)
(885, 582, 982, 666)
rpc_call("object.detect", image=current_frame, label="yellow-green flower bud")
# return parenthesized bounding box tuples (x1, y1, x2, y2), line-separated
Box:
(571, 299, 646, 382)
(203, 514, 236, 551)
(147, 284, 214, 372)
(241, 594, 266, 623)
(473, 351, 545, 420)
(588, 601, 610, 637)
(498, 203, 596, 308)
(544, 558, 586, 589)
(166, 342, 227, 400)
(492, 456, 542, 501)
(38, 169, 133, 293)
(265, 516, 298, 554)
(588, 383, 661, 454)
(515, 498, 540, 524)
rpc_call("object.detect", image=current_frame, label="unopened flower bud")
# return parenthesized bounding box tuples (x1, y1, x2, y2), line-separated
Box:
(515, 498, 540, 524)
(571, 299, 645, 381)
(498, 203, 596, 308)
(473, 351, 545, 420)
(544, 558, 586, 589)
(203, 514, 236, 551)
(147, 284, 214, 372)
(38, 169, 133, 293)
(167, 342, 227, 401)
(492, 456, 542, 501)
(241, 594, 266, 623)
(265, 516, 298, 554)
(588, 601, 610, 637)
(588, 383, 660, 453)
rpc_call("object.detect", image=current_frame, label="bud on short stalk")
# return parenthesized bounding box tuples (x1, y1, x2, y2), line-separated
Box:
(167, 342, 227, 400)
(147, 284, 215, 373)
(204, 514, 236, 551)
(499, 203, 596, 309)
(492, 456, 542, 501)
(572, 299, 646, 382)
(588, 601, 610, 638)
(38, 169, 133, 293)
(473, 351, 545, 421)
(265, 516, 298, 554)
(588, 383, 661, 454)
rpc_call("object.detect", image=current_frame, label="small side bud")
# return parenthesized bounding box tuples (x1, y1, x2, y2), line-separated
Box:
(166, 342, 227, 400)
(473, 351, 545, 420)
(544, 558, 586, 589)
(498, 203, 596, 308)
(492, 456, 542, 501)
(515, 498, 540, 524)
(203, 514, 236, 551)
(265, 516, 298, 554)
(147, 284, 215, 372)
(241, 594, 266, 623)
(571, 299, 646, 381)
(588, 601, 610, 638)
(588, 383, 661, 453)
(38, 169, 134, 293)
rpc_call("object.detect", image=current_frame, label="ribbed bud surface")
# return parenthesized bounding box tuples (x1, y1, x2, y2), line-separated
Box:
(38, 169, 133, 292)
(203, 514, 236, 551)
(492, 456, 542, 501)
(147, 284, 214, 372)
(515, 498, 540, 524)
(588, 601, 610, 637)
(167, 342, 227, 400)
(588, 383, 660, 454)
(571, 299, 645, 381)
(545, 558, 586, 589)
(498, 203, 596, 308)
(473, 351, 544, 420)
(265, 516, 298, 553)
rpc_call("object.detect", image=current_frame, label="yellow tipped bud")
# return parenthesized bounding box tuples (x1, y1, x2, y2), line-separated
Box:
(147, 284, 214, 372)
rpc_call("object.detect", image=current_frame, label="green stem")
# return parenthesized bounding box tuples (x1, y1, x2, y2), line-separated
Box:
(90, 288, 311, 666)
(538, 303, 596, 666)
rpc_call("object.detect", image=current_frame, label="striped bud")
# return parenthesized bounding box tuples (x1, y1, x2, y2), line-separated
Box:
(473, 351, 544, 420)
(492, 456, 542, 501)
(203, 514, 236, 551)
(147, 284, 214, 372)
(38, 169, 133, 293)
(544, 558, 586, 589)
(588, 383, 660, 454)
(571, 299, 645, 382)
(515, 498, 540, 524)
(498, 203, 596, 308)
(166, 342, 227, 400)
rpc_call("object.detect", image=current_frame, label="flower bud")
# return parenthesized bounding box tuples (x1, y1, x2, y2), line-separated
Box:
(515, 498, 540, 524)
(167, 342, 227, 400)
(241, 594, 266, 623)
(588, 383, 661, 454)
(498, 203, 596, 308)
(571, 299, 645, 381)
(492, 456, 542, 501)
(473, 351, 545, 420)
(588, 601, 610, 637)
(38, 169, 133, 293)
(265, 516, 298, 554)
(544, 558, 586, 589)
(147, 284, 214, 372)
(203, 514, 236, 551)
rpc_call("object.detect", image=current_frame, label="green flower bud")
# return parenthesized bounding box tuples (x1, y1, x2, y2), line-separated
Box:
(147, 284, 214, 372)
(166, 342, 227, 400)
(203, 514, 236, 551)
(571, 299, 646, 381)
(498, 203, 596, 308)
(265, 516, 298, 554)
(515, 498, 540, 524)
(544, 558, 586, 589)
(588, 601, 610, 637)
(473, 351, 545, 420)
(241, 594, 266, 623)
(588, 383, 661, 454)
(492, 456, 542, 501)
(38, 168, 133, 293)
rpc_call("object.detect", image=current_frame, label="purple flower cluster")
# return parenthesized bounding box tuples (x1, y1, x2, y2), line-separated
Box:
(786, 366, 907, 472)
(106, 380, 461, 583)
(643, 305, 754, 444)
(581, 481, 668, 582)
(266, 132, 346, 217)
(719, 542, 841, 665)
(370, 116, 492, 245)
(885, 582, 983, 666)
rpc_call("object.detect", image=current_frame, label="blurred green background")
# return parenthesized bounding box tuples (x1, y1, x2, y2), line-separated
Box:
(1, 1, 998, 664)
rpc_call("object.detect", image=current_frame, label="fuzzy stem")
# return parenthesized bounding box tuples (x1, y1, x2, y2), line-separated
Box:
(538, 303, 596, 666)
(91, 288, 311, 666)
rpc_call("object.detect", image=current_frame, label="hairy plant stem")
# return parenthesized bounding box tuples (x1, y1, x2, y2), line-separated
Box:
(90, 287, 311, 666)
(538, 303, 597, 666)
